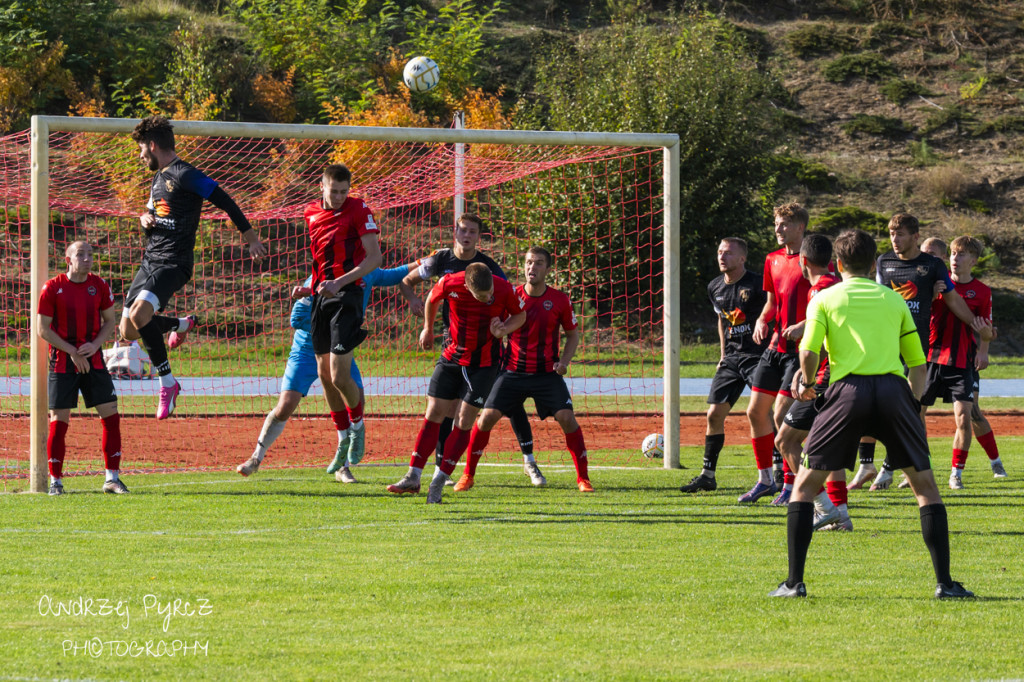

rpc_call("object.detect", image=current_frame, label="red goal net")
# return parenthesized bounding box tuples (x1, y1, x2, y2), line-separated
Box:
(0, 127, 665, 487)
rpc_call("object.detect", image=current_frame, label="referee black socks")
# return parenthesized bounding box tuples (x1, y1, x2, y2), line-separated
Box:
(920, 503, 953, 586)
(703, 433, 725, 472)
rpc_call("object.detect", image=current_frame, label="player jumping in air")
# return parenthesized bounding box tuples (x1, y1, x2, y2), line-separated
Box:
(236, 263, 418, 482)
(306, 164, 382, 472)
(769, 229, 973, 600)
(387, 263, 525, 503)
(37, 242, 128, 495)
(454, 247, 592, 493)
(681, 237, 766, 493)
(122, 116, 266, 420)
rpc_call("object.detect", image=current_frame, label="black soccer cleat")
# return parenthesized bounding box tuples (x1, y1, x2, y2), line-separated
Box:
(768, 581, 807, 598)
(935, 581, 975, 599)
(680, 474, 717, 493)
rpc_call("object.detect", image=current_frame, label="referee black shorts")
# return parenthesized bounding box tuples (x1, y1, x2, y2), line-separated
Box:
(48, 368, 117, 410)
(310, 287, 367, 356)
(124, 259, 191, 313)
(920, 362, 975, 406)
(428, 358, 500, 408)
(803, 373, 931, 473)
(485, 371, 574, 420)
(707, 354, 760, 406)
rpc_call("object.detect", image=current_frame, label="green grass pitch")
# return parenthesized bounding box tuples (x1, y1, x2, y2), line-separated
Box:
(0, 440, 1022, 680)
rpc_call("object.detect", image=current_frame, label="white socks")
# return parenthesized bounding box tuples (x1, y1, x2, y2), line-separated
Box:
(255, 412, 288, 461)
(523, 453, 535, 463)
(158, 372, 177, 388)
(758, 468, 772, 485)
(105, 470, 119, 482)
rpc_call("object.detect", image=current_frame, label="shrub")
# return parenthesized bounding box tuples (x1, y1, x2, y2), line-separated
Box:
(785, 23, 857, 58)
(841, 113, 912, 138)
(921, 104, 971, 135)
(810, 206, 890, 234)
(971, 114, 1024, 137)
(822, 52, 895, 82)
(881, 78, 927, 104)
(907, 139, 942, 166)
(771, 156, 839, 192)
(919, 164, 968, 204)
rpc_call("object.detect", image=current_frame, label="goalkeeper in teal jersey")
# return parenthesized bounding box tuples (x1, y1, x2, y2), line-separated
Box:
(237, 263, 418, 482)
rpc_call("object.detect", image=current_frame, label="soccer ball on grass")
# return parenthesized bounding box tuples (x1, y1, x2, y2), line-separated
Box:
(403, 56, 440, 93)
(641, 433, 665, 460)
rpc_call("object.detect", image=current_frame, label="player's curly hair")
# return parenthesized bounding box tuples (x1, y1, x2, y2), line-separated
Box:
(464, 262, 494, 295)
(773, 202, 809, 229)
(131, 115, 175, 150)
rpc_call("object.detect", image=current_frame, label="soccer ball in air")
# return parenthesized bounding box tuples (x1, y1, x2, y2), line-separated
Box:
(403, 56, 441, 93)
(642, 433, 665, 460)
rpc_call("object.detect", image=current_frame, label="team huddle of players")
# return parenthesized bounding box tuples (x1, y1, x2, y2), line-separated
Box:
(37, 116, 589, 503)
(688, 203, 1004, 535)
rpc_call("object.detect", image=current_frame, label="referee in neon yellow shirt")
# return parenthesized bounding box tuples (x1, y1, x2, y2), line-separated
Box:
(769, 229, 974, 600)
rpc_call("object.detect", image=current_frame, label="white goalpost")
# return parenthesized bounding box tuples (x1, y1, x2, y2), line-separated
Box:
(27, 115, 681, 493)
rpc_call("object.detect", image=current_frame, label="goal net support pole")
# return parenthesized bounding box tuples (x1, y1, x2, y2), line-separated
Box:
(28, 115, 681, 492)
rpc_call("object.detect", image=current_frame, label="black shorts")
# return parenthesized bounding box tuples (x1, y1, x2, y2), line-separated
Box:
(751, 348, 800, 398)
(48, 368, 117, 410)
(428, 358, 499, 407)
(783, 393, 825, 432)
(485, 371, 574, 420)
(920, 362, 975, 406)
(310, 288, 367, 356)
(707, 354, 760, 406)
(803, 374, 931, 473)
(124, 259, 191, 312)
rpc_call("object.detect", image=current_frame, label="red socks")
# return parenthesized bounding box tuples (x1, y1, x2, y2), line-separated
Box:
(439, 427, 472, 476)
(47, 420, 68, 478)
(952, 448, 969, 470)
(565, 427, 589, 481)
(347, 400, 364, 427)
(330, 410, 351, 432)
(465, 424, 491, 477)
(782, 458, 795, 486)
(826, 481, 848, 507)
(411, 419, 441, 469)
(752, 433, 775, 470)
(976, 431, 999, 461)
(101, 414, 122, 471)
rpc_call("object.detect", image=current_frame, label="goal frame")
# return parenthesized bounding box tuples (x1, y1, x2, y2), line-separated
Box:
(28, 115, 681, 492)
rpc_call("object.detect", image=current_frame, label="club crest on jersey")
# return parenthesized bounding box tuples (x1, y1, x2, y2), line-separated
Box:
(165, 179, 175, 192)
(543, 300, 554, 310)
(87, 286, 97, 296)
(964, 290, 976, 299)
(916, 265, 929, 276)
(740, 288, 750, 302)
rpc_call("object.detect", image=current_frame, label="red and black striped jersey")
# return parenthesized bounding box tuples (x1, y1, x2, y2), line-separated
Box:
(305, 196, 378, 292)
(37, 273, 114, 374)
(763, 249, 810, 354)
(506, 284, 578, 374)
(928, 278, 991, 369)
(809, 273, 841, 385)
(427, 272, 523, 367)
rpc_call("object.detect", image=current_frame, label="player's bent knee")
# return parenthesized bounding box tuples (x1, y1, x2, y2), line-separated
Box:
(554, 410, 578, 432)
(95, 402, 118, 418)
(478, 409, 502, 430)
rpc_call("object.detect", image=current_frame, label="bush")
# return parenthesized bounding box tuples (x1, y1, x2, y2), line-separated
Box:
(771, 156, 838, 192)
(841, 113, 912, 138)
(919, 164, 968, 204)
(907, 139, 942, 166)
(971, 114, 1024, 137)
(822, 52, 895, 82)
(785, 23, 857, 58)
(810, 206, 889, 234)
(921, 104, 971, 135)
(881, 78, 927, 104)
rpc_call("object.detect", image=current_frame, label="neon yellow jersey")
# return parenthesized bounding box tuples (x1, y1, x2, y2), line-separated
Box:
(800, 277, 925, 382)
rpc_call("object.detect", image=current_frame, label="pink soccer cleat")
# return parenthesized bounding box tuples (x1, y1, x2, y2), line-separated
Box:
(156, 381, 182, 420)
(168, 315, 197, 350)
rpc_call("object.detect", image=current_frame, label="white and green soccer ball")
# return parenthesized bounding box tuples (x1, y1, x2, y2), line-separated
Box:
(641, 433, 665, 459)
(403, 56, 441, 93)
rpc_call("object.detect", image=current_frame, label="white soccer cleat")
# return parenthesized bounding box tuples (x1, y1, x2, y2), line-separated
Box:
(819, 516, 853, 532)
(237, 454, 261, 477)
(897, 474, 911, 489)
(949, 472, 964, 490)
(991, 460, 1008, 478)
(869, 468, 893, 491)
(849, 463, 877, 490)
(426, 473, 448, 503)
(335, 466, 357, 484)
(524, 461, 547, 486)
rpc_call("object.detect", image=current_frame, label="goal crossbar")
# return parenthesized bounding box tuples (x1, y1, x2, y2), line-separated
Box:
(27, 115, 681, 492)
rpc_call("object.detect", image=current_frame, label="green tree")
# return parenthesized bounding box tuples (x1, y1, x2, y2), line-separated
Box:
(518, 13, 785, 315)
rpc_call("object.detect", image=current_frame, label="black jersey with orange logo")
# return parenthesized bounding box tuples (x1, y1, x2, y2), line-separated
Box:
(707, 269, 767, 358)
(144, 158, 218, 268)
(876, 251, 954, 353)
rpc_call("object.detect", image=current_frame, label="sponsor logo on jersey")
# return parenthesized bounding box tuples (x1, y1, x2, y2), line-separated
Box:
(723, 308, 746, 326)
(154, 198, 171, 217)
(891, 280, 918, 301)
(87, 286, 97, 296)
(543, 300, 554, 310)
